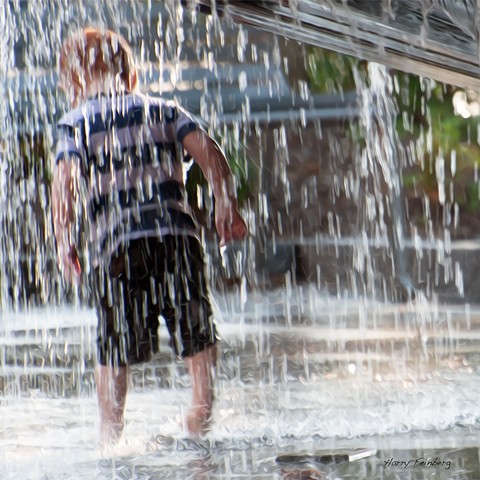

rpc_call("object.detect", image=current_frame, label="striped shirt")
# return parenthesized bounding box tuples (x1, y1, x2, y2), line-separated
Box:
(54, 93, 201, 265)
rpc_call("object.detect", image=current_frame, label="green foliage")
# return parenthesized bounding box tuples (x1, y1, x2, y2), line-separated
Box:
(394, 73, 480, 209)
(306, 47, 359, 93)
(221, 130, 258, 205)
(306, 45, 480, 214)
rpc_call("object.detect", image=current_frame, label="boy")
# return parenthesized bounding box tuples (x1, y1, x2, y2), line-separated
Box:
(52, 27, 248, 445)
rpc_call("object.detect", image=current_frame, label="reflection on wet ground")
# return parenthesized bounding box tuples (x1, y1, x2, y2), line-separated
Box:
(2, 287, 480, 479)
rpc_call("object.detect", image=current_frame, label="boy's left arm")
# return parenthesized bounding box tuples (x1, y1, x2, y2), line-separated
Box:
(182, 129, 248, 246)
(52, 159, 81, 283)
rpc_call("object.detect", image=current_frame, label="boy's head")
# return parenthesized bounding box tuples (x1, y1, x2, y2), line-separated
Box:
(59, 27, 138, 106)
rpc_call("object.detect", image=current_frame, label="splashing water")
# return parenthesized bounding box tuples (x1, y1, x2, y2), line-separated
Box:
(352, 62, 415, 301)
(2, 1, 480, 479)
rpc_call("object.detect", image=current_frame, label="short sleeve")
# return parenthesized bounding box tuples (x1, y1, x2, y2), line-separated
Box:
(54, 122, 85, 165)
(174, 106, 199, 143)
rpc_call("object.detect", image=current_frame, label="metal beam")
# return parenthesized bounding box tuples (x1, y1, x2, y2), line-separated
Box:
(189, 0, 480, 89)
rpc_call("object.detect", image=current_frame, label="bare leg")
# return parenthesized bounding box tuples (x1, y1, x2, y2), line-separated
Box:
(95, 365, 128, 446)
(185, 344, 218, 436)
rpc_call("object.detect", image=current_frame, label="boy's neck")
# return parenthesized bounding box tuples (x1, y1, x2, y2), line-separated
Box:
(70, 75, 135, 107)
(85, 87, 115, 99)
(84, 75, 130, 101)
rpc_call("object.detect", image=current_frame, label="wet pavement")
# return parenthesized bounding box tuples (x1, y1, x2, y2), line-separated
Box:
(2, 286, 480, 479)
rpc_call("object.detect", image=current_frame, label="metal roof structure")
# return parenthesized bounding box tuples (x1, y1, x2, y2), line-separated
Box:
(189, 0, 480, 90)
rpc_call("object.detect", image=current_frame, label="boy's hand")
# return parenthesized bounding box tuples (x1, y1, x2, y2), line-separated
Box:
(215, 201, 248, 246)
(58, 244, 81, 284)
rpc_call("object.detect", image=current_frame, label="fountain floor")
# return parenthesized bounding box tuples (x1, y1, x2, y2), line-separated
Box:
(1, 287, 480, 479)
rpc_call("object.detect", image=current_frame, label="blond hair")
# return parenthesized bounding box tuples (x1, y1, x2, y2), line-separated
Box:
(59, 27, 138, 105)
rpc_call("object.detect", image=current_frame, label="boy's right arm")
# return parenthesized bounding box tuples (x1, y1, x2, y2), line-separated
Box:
(52, 160, 81, 282)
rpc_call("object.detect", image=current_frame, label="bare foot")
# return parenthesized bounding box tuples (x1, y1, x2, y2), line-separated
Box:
(95, 365, 128, 449)
(99, 418, 124, 449)
(187, 405, 212, 436)
(185, 345, 217, 436)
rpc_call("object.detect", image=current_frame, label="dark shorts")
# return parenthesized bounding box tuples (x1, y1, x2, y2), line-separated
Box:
(94, 235, 218, 367)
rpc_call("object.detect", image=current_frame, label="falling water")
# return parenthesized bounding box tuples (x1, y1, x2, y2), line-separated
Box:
(352, 62, 415, 301)
(2, 1, 480, 479)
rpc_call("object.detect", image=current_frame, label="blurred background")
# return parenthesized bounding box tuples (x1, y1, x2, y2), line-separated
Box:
(3, 0, 480, 309)
(2, 1, 480, 478)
